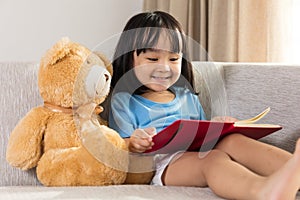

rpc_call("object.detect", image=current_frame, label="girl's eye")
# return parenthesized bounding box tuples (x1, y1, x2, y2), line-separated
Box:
(170, 58, 179, 62)
(147, 58, 158, 61)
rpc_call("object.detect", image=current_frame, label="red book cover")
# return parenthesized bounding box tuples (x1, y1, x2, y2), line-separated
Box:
(145, 117, 282, 154)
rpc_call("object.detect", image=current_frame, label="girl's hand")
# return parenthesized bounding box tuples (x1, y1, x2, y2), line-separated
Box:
(211, 116, 238, 123)
(127, 127, 156, 153)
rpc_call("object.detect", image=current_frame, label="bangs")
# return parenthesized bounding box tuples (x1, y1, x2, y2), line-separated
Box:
(134, 27, 183, 55)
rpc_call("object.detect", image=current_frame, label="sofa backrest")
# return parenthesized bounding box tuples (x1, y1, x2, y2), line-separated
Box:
(224, 63, 300, 152)
(193, 62, 300, 153)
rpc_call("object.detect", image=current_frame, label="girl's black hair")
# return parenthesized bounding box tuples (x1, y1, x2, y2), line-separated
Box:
(111, 11, 195, 94)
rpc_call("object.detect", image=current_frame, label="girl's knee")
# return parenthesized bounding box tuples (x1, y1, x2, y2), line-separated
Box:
(202, 149, 230, 163)
(182, 150, 229, 167)
(215, 133, 246, 150)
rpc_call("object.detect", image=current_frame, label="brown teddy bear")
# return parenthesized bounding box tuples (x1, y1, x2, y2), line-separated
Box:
(6, 37, 129, 186)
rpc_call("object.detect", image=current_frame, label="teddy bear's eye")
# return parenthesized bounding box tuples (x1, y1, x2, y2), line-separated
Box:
(86, 60, 90, 64)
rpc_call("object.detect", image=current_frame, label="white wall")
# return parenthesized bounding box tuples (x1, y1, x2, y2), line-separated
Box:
(0, 0, 143, 62)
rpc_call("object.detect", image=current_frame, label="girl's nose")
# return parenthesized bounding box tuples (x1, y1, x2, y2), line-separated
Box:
(157, 62, 170, 72)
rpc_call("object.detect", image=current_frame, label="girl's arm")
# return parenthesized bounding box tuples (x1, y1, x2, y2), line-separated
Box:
(109, 93, 156, 153)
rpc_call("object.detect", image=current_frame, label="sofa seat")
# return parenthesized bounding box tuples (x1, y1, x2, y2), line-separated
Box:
(0, 185, 223, 200)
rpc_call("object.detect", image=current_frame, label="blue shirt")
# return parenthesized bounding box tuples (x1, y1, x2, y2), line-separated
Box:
(109, 86, 206, 138)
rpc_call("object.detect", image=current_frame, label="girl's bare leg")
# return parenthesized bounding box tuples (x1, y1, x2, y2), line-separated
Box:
(215, 133, 292, 176)
(163, 150, 264, 199)
(162, 139, 300, 200)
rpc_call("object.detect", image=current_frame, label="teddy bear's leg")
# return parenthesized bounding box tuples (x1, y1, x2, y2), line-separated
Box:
(79, 125, 155, 185)
(36, 146, 127, 186)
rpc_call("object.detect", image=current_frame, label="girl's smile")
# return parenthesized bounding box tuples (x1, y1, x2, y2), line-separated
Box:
(151, 75, 172, 82)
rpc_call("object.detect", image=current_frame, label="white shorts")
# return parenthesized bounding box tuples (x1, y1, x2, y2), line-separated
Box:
(151, 151, 184, 186)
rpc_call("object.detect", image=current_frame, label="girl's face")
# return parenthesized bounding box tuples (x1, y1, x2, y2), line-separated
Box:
(133, 49, 182, 92)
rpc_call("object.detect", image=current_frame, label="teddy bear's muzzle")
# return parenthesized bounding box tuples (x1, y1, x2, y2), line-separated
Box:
(85, 65, 111, 99)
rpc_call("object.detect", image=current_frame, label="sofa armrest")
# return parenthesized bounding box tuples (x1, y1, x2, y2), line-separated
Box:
(0, 62, 42, 186)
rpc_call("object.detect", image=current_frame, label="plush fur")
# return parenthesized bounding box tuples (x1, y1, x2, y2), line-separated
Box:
(6, 38, 128, 186)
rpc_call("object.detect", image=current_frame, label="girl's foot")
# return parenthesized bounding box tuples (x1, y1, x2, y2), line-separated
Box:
(259, 139, 300, 200)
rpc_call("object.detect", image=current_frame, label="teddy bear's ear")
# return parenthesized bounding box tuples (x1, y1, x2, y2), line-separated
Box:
(42, 37, 72, 66)
(93, 51, 113, 76)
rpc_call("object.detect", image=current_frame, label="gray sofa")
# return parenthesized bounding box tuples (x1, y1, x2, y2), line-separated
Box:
(1, 61, 300, 199)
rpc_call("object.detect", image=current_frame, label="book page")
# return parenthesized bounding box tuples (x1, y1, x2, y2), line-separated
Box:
(235, 107, 271, 125)
(234, 123, 281, 128)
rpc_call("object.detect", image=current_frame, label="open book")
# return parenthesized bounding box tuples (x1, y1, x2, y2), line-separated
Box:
(144, 107, 282, 154)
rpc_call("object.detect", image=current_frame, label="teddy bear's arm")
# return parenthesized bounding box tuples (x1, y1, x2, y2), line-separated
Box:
(6, 106, 50, 170)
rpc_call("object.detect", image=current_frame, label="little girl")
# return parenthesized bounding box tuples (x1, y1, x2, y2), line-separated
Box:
(108, 11, 300, 199)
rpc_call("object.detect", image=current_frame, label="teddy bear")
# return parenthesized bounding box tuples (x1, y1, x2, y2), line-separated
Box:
(6, 37, 129, 186)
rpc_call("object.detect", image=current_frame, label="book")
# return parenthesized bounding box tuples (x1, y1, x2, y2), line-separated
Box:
(144, 107, 282, 154)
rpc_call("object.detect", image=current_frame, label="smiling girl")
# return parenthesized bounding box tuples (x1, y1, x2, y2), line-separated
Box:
(108, 11, 300, 200)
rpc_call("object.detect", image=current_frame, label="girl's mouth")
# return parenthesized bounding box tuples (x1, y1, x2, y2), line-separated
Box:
(151, 76, 171, 81)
